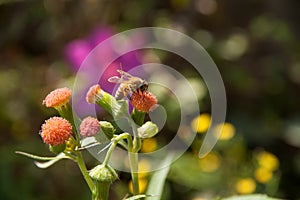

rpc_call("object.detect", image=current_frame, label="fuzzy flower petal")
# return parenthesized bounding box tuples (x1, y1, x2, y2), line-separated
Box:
(43, 87, 71, 109)
(86, 84, 102, 104)
(40, 117, 72, 146)
(80, 116, 100, 137)
(130, 91, 157, 113)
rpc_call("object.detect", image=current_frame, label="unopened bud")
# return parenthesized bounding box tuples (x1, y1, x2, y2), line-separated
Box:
(86, 84, 129, 120)
(138, 121, 159, 139)
(99, 121, 115, 139)
(89, 164, 118, 183)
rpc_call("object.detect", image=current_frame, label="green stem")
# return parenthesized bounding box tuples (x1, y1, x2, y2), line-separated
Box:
(58, 104, 95, 194)
(131, 120, 141, 153)
(102, 142, 117, 166)
(128, 113, 144, 195)
(128, 151, 139, 195)
(59, 103, 81, 144)
(131, 109, 145, 153)
(103, 133, 132, 166)
(76, 151, 95, 193)
(92, 181, 110, 200)
(63, 152, 77, 161)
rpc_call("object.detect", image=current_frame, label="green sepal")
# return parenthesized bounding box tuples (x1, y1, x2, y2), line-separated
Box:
(95, 91, 130, 120)
(99, 121, 115, 140)
(49, 143, 66, 154)
(132, 108, 146, 126)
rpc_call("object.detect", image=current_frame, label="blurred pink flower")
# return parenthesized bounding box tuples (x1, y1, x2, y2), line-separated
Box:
(64, 26, 142, 94)
(64, 26, 143, 116)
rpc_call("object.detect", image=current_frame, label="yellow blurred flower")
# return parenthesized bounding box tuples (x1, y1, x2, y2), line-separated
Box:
(257, 151, 279, 171)
(128, 178, 148, 194)
(214, 122, 235, 140)
(199, 152, 221, 172)
(141, 138, 158, 153)
(235, 178, 256, 194)
(191, 113, 211, 133)
(254, 167, 273, 183)
(138, 159, 151, 178)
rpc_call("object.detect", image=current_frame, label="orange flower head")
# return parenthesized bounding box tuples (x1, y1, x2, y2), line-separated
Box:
(40, 117, 72, 146)
(86, 84, 102, 104)
(130, 91, 157, 113)
(80, 116, 100, 137)
(43, 87, 71, 109)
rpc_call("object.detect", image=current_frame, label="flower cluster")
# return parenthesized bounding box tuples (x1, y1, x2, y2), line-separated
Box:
(18, 70, 159, 200)
(40, 87, 73, 147)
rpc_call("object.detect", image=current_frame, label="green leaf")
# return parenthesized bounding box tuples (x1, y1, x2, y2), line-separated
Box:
(34, 153, 69, 169)
(222, 194, 283, 200)
(15, 151, 67, 161)
(16, 151, 69, 168)
(145, 154, 174, 200)
(168, 153, 221, 190)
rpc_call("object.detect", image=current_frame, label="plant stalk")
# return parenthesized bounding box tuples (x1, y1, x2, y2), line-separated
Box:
(128, 151, 139, 195)
(76, 151, 95, 193)
(103, 133, 132, 166)
(92, 181, 110, 200)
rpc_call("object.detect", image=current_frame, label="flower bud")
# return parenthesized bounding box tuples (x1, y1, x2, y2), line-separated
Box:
(138, 121, 159, 139)
(65, 136, 77, 152)
(86, 84, 103, 104)
(89, 164, 118, 183)
(99, 121, 115, 140)
(86, 84, 129, 119)
(80, 116, 101, 137)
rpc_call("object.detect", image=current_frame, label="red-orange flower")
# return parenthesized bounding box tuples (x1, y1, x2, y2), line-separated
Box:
(43, 87, 71, 109)
(86, 84, 102, 104)
(80, 116, 100, 137)
(130, 91, 157, 112)
(40, 117, 72, 146)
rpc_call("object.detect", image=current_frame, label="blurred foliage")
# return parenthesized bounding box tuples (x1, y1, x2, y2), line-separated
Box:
(1, 0, 300, 199)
